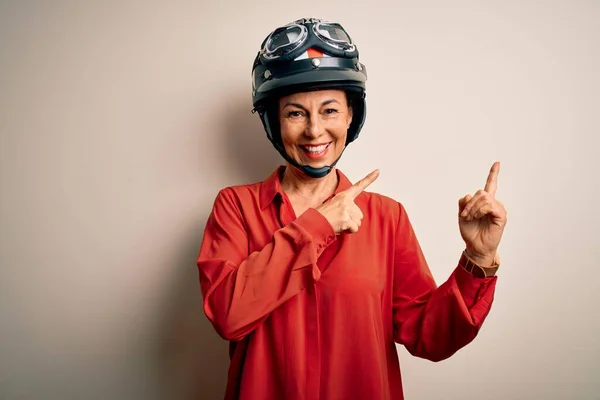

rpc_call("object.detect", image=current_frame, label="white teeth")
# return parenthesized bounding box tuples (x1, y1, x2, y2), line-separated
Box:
(304, 144, 328, 153)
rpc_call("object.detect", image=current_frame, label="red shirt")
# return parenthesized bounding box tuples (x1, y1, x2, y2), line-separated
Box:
(197, 167, 497, 400)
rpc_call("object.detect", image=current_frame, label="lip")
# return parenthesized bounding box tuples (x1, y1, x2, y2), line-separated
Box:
(300, 142, 331, 160)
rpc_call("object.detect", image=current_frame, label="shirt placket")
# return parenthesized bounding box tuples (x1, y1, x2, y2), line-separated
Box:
(278, 196, 321, 400)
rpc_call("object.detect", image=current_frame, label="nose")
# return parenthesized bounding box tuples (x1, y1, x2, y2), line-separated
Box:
(304, 113, 324, 139)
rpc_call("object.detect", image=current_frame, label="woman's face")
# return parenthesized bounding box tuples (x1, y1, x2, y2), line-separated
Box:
(278, 89, 352, 171)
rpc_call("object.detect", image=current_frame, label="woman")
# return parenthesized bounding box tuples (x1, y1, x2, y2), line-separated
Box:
(197, 18, 506, 400)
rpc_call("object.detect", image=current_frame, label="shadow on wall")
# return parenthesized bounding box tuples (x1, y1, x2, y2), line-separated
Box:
(223, 95, 282, 183)
(155, 94, 281, 400)
(156, 218, 228, 400)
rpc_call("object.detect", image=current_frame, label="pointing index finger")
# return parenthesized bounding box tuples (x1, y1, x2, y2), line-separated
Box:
(347, 169, 380, 198)
(484, 161, 500, 196)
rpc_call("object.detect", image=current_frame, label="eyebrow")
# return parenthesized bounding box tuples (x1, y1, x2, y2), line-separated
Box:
(282, 99, 341, 110)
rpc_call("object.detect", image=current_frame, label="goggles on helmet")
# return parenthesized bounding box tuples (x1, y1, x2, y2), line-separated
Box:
(259, 18, 357, 64)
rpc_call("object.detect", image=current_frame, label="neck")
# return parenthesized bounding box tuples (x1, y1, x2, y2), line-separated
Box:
(281, 164, 338, 200)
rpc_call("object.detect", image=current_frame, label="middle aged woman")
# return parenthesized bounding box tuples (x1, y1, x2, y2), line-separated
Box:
(197, 17, 507, 400)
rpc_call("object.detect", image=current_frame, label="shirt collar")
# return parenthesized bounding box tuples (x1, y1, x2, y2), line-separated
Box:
(259, 166, 353, 210)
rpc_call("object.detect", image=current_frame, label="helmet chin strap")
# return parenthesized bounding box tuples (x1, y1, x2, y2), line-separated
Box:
(274, 143, 346, 179)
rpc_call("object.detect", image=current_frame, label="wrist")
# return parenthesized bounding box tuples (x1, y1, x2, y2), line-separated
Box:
(460, 250, 500, 278)
(464, 248, 496, 267)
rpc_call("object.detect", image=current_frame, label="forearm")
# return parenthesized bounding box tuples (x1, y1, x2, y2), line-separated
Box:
(395, 263, 497, 361)
(198, 208, 335, 341)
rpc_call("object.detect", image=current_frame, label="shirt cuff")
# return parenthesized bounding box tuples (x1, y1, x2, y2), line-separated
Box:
(293, 208, 337, 254)
(454, 264, 497, 309)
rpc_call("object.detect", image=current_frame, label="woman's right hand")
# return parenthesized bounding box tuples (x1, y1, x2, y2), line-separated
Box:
(315, 170, 380, 234)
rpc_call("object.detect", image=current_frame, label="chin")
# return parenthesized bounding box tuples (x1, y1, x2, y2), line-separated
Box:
(300, 157, 335, 169)
(303, 159, 326, 167)
(298, 149, 341, 168)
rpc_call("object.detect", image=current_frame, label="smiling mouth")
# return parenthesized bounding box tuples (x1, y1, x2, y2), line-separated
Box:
(301, 143, 330, 154)
(299, 143, 331, 160)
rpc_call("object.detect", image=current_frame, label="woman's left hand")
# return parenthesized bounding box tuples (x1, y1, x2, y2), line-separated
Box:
(458, 162, 507, 266)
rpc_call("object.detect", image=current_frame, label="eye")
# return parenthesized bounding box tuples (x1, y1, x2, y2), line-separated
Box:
(324, 108, 339, 115)
(287, 110, 305, 118)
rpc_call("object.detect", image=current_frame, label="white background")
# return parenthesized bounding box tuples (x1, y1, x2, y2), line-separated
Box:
(1, 1, 598, 399)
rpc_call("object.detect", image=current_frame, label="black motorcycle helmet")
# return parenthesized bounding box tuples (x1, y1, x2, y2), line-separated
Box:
(251, 18, 368, 178)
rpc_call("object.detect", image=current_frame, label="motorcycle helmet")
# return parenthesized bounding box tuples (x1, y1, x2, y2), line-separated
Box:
(251, 18, 368, 178)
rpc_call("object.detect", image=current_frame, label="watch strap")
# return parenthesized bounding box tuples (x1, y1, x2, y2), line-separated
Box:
(460, 251, 499, 278)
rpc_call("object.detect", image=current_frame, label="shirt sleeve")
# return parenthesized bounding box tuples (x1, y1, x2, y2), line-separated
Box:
(392, 202, 497, 362)
(197, 188, 337, 341)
